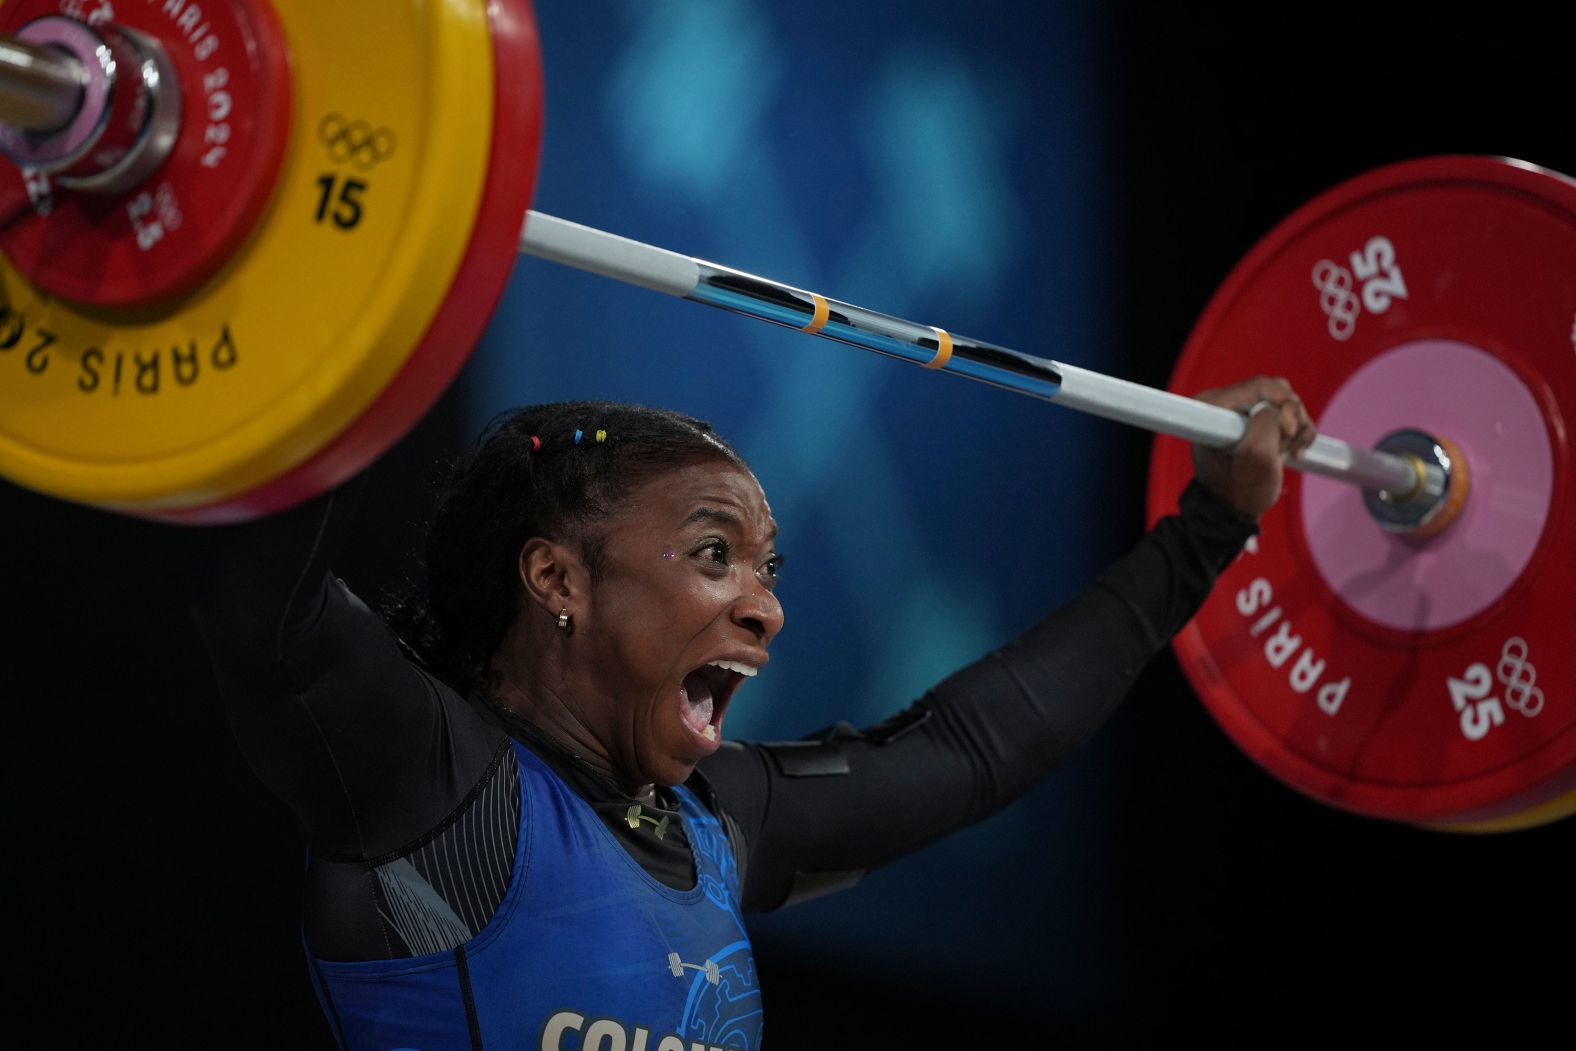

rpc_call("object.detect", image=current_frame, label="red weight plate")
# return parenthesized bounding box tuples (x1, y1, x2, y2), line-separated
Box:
(1147, 156, 1576, 826)
(154, 0, 544, 524)
(0, 0, 292, 306)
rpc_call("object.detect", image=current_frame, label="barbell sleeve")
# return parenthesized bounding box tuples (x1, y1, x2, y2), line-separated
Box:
(0, 33, 85, 133)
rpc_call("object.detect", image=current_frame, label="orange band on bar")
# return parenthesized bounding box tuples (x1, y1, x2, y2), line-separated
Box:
(800, 293, 829, 334)
(925, 327, 953, 369)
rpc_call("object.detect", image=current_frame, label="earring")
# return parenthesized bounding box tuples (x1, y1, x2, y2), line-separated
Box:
(556, 609, 573, 634)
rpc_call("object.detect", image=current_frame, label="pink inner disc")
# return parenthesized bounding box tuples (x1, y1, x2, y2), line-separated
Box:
(1300, 339, 1552, 633)
(2, 18, 111, 165)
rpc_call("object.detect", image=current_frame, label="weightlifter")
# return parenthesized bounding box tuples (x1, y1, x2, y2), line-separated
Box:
(190, 378, 1312, 1047)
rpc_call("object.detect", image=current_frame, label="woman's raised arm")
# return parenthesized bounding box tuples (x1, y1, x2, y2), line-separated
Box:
(188, 480, 504, 860)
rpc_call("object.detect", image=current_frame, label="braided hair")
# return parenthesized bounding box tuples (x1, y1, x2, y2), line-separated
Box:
(391, 401, 748, 698)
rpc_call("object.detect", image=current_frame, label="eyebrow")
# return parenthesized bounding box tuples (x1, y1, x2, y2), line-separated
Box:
(683, 506, 779, 542)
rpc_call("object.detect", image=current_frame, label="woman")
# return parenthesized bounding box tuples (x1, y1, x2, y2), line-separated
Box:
(192, 379, 1312, 1049)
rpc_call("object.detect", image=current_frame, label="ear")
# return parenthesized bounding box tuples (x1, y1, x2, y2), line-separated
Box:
(518, 537, 588, 617)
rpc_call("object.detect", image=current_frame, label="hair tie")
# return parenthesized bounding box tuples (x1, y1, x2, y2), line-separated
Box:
(573, 428, 583, 444)
(595, 429, 608, 443)
(529, 435, 541, 451)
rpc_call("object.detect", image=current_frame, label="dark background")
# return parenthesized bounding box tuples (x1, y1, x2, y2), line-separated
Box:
(5, 2, 1574, 1046)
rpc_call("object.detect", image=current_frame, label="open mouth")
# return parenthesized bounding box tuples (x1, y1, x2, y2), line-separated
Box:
(678, 659, 757, 743)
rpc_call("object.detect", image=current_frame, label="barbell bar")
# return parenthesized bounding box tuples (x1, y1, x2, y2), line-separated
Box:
(0, 1, 1571, 830)
(0, 11, 1434, 507)
(515, 211, 1426, 498)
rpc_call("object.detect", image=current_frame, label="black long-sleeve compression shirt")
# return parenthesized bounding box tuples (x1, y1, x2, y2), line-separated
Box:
(191, 477, 1253, 961)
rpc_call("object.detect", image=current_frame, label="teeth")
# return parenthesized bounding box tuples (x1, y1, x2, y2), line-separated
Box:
(701, 725, 717, 741)
(707, 660, 757, 677)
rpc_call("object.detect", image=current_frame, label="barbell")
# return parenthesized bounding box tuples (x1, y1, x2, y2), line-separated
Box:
(0, 0, 1571, 832)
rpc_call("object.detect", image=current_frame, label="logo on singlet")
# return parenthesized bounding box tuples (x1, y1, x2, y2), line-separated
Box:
(667, 951, 721, 985)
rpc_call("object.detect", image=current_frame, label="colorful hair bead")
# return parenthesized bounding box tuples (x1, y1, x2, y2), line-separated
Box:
(529, 435, 542, 451)
(595, 429, 608, 443)
(573, 428, 584, 444)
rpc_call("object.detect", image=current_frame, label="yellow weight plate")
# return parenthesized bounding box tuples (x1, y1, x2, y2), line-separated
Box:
(1432, 784, 1576, 834)
(0, 0, 496, 513)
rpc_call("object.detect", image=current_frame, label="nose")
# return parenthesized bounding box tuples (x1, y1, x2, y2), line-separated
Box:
(732, 579, 784, 646)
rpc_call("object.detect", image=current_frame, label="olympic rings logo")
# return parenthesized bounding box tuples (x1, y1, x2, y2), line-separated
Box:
(317, 114, 396, 171)
(1497, 636, 1543, 718)
(1311, 259, 1360, 342)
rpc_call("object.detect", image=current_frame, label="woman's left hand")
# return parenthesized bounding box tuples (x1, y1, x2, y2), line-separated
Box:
(1190, 375, 1317, 520)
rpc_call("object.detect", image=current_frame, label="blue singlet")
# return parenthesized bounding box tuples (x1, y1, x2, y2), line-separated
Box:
(309, 742, 764, 1050)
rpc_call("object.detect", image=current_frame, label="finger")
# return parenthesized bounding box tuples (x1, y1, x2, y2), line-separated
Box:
(1249, 376, 1295, 411)
(1273, 387, 1315, 456)
(1194, 374, 1272, 411)
(1232, 397, 1285, 452)
(1242, 397, 1285, 455)
(1279, 399, 1302, 452)
(1291, 403, 1318, 458)
(1198, 377, 1315, 459)
(1197, 375, 1302, 417)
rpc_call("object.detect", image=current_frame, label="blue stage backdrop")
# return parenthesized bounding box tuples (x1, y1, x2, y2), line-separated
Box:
(468, 0, 1127, 1021)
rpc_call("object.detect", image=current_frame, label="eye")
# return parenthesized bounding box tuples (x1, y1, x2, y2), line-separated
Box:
(757, 554, 785, 588)
(695, 539, 731, 567)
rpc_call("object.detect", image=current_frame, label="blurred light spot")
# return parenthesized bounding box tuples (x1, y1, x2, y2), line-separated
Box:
(861, 50, 1022, 296)
(607, 5, 783, 198)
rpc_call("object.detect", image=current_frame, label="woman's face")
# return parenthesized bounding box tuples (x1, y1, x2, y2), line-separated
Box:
(574, 458, 784, 788)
